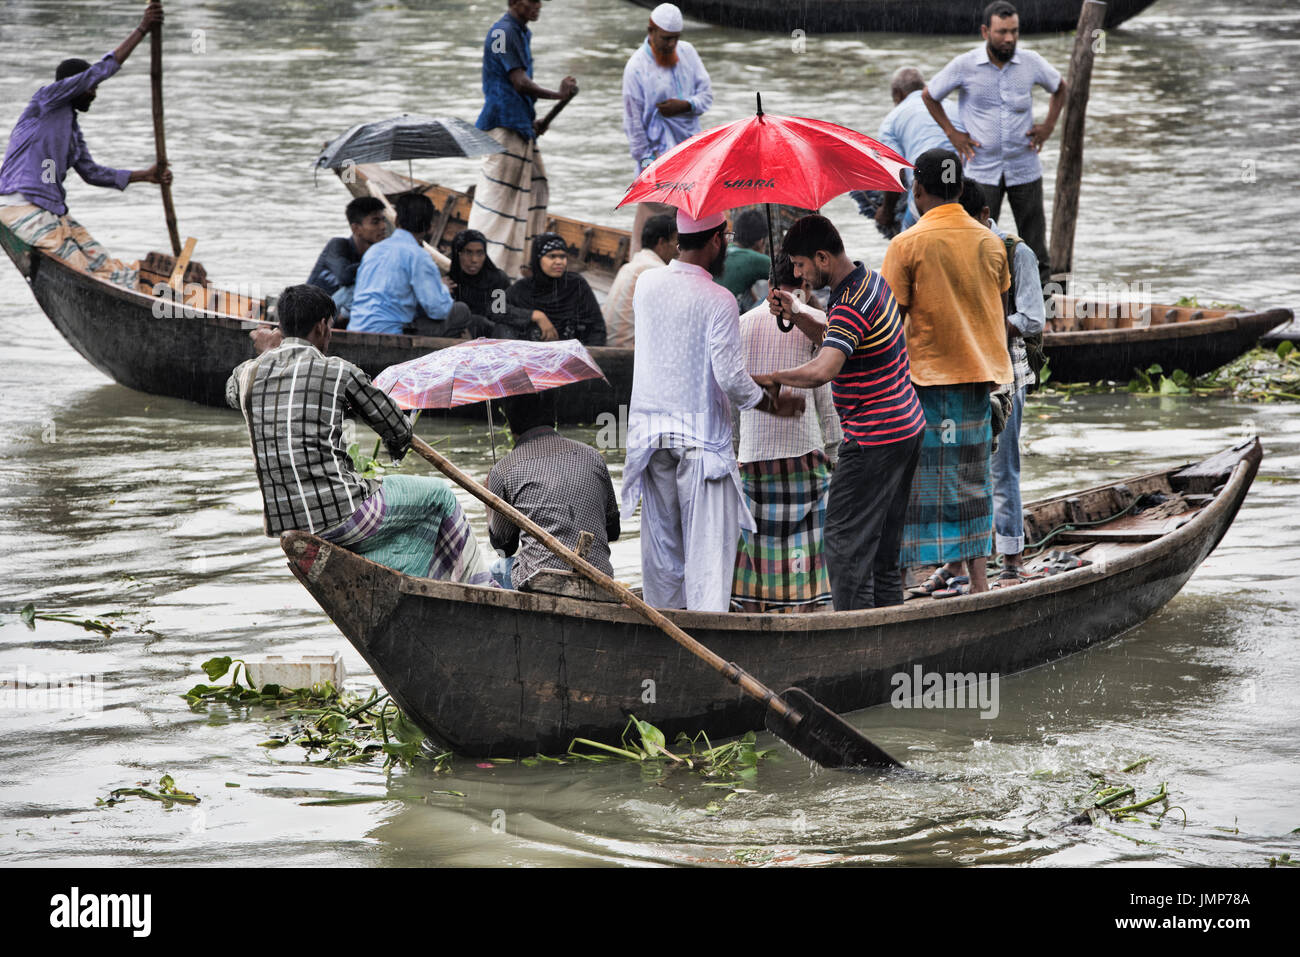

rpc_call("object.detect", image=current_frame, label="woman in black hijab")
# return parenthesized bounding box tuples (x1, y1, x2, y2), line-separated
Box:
(448, 229, 548, 340)
(506, 233, 606, 346)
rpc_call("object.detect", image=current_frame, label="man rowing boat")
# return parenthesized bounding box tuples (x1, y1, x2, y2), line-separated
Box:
(467, 0, 578, 278)
(0, 1, 172, 290)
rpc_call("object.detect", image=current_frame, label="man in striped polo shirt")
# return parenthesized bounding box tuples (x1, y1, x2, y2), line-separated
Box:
(755, 215, 925, 610)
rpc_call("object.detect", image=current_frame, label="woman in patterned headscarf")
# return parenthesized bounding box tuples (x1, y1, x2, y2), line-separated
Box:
(506, 233, 606, 345)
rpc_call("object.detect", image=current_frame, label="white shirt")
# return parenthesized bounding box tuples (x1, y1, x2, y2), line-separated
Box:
(602, 247, 667, 348)
(737, 300, 842, 465)
(621, 259, 762, 520)
(927, 44, 1062, 187)
(622, 40, 713, 169)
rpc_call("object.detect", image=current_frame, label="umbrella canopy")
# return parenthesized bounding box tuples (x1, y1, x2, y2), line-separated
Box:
(315, 114, 504, 170)
(373, 338, 607, 410)
(617, 98, 911, 220)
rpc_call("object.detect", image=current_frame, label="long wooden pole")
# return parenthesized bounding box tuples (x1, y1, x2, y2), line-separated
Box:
(149, 1, 181, 256)
(1049, 0, 1107, 289)
(408, 434, 903, 769)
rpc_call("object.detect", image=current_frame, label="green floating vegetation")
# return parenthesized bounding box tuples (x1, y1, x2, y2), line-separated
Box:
(97, 773, 199, 809)
(1065, 758, 1187, 844)
(1269, 852, 1298, 868)
(18, 602, 117, 636)
(183, 657, 449, 771)
(565, 715, 775, 790)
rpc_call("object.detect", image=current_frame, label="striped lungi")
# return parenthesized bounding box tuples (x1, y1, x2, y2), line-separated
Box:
(0, 202, 138, 289)
(731, 450, 833, 610)
(319, 475, 495, 586)
(899, 384, 994, 567)
(466, 127, 548, 278)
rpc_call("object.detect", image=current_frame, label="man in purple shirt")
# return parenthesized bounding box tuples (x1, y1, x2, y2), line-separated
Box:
(0, 2, 172, 289)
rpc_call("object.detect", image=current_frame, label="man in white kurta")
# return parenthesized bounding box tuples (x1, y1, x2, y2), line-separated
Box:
(622, 3, 713, 251)
(621, 210, 802, 611)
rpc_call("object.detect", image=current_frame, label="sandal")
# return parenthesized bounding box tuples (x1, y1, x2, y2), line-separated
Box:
(991, 567, 1032, 588)
(931, 576, 970, 599)
(908, 567, 958, 597)
(1042, 550, 1092, 575)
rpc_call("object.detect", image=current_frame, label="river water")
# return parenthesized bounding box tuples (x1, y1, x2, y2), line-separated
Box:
(1, 0, 1297, 867)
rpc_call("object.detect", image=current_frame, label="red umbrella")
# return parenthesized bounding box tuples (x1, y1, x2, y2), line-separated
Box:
(617, 94, 911, 220)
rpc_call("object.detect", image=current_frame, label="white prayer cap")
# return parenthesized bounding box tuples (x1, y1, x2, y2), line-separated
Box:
(676, 208, 726, 234)
(649, 3, 684, 32)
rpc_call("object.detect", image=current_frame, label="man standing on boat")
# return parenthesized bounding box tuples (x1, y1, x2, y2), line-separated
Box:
(922, 0, 1065, 287)
(0, 2, 172, 290)
(621, 209, 804, 613)
(468, 0, 578, 278)
(753, 216, 926, 611)
(227, 284, 494, 586)
(880, 149, 1012, 597)
(622, 3, 713, 252)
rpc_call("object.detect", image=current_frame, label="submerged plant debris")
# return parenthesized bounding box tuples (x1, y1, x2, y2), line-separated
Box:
(97, 773, 200, 809)
(1060, 756, 1187, 850)
(183, 657, 448, 771)
(17, 602, 134, 636)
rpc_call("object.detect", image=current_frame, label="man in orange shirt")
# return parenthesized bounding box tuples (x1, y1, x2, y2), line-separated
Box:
(879, 148, 1012, 596)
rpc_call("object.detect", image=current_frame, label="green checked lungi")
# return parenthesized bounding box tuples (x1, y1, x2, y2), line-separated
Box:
(731, 449, 833, 610)
(899, 384, 994, 567)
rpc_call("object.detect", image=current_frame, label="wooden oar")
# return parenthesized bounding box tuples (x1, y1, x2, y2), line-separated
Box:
(534, 92, 575, 138)
(409, 435, 904, 770)
(149, 1, 181, 256)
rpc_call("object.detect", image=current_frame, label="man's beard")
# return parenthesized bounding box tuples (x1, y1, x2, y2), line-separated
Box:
(988, 41, 1015, 63)
(651, 47, 679, 68)
(707, 240, 728, 278)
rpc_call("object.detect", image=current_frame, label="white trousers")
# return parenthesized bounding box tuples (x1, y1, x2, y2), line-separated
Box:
(640, 447, 740, 612)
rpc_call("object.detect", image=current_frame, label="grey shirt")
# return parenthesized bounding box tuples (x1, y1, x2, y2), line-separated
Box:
(487, 427, 620, 588)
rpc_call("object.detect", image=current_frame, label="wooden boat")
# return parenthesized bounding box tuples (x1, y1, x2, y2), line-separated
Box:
(624, 0, 1161, 35)
(280, 439, 1261, 757)
(3, 161, 1286, 419)
(348, 165, 1292, 386)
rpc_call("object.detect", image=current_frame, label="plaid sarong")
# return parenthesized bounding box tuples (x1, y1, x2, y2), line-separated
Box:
(731, 450, 833, 610)
(319, 475, 495, 586)
(899, 384, 993, 566)
(0, 202, 138, 289)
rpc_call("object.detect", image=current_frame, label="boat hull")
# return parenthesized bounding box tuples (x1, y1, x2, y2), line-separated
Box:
(626, 0, 1161, 35)
(281, 440, 1260, 757)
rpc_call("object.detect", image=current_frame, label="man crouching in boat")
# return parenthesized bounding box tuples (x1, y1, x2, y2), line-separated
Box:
(226, 284, 496, 586)
(0, 2, 172, 290)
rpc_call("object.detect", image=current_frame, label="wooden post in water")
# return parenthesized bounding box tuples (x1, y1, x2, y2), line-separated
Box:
(1049, 0, 1108, 293)
(150, 1, 182, 256)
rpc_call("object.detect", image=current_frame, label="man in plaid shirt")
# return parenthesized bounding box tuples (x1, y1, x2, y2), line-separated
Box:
(226, 284, 493, 585)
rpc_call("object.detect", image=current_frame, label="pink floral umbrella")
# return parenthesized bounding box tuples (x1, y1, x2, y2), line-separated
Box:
(373, 338, 607, 459)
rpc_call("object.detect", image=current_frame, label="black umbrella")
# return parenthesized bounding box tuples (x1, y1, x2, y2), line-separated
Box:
(314, 114, 504, 182)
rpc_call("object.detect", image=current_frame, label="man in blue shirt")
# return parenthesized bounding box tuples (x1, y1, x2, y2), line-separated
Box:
(349, 193, 491, 338)
(467, 0, 578, 278)
(306, 196, 387, 325)
(922, 1, 1066, 286)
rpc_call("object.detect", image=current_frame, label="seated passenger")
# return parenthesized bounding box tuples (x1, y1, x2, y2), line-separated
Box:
(601, 213, 677, 348)
(306, 196, 387, 325)
(448, 228, 553, 340)
(716, 208, 772, 311)
(348, 192, 492, 338)
(487, 390, 619, 589)
(226, 283, 494, 585)
(506, 233, 606, 345)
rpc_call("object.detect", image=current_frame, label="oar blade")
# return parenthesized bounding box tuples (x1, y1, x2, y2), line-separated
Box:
(766, 687, 904, 771)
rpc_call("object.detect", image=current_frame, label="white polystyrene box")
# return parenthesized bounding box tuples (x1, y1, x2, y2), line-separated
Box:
(243, 653, 345, 690)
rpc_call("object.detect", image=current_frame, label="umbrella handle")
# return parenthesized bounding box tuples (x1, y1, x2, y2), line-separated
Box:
(765, 202, 795, 333)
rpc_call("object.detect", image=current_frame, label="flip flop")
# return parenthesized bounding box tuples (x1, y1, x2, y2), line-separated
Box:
(991, 567, 1032, 588)
(931, 576, 970, 599)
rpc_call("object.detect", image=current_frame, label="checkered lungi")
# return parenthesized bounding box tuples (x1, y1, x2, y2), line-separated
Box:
(899, 384, 994, 566)
(731, 449, 833, 610)
(319, 475, 495, 586)
(0, 203, 138, 289)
